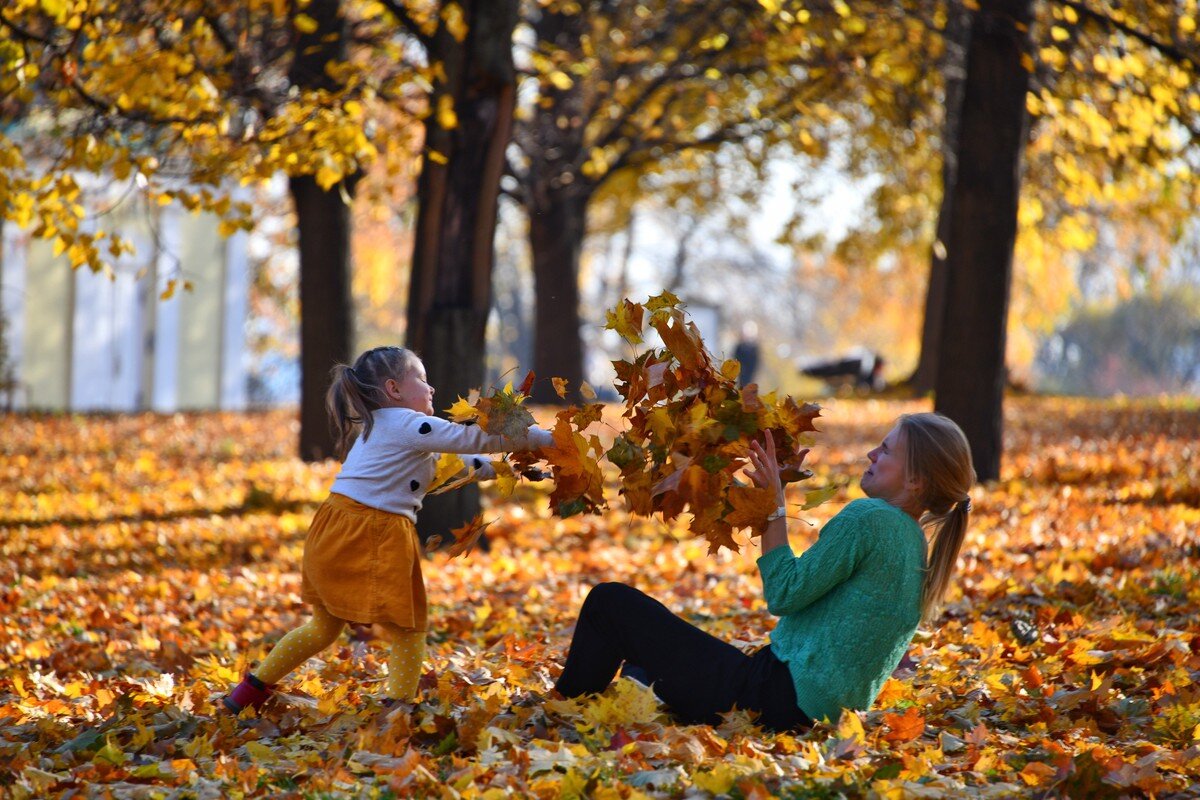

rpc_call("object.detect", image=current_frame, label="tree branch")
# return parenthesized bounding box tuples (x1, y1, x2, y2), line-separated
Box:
(1057, 0, 1200, 71)
(377, 0, 433, 53)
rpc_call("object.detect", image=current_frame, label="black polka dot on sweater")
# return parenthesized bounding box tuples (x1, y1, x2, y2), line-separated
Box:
(410, 480, 420, 491)
(473, 458, 483, 469)
(418, 422, 432, 434)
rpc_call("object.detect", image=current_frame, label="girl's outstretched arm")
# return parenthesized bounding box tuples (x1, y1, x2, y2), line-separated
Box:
(403, 413, 554, 455)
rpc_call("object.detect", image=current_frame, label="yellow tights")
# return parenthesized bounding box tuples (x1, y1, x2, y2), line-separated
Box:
(252, 605, 426, 700)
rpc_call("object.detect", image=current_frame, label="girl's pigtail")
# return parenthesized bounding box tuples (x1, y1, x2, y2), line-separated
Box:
(325, 364, 372, 460)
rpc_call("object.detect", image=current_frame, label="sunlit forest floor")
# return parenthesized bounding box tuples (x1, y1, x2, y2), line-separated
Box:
(3, 396, 1200, 798)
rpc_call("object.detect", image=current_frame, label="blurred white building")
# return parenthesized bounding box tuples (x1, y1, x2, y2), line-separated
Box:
(0, 197, 250, 412)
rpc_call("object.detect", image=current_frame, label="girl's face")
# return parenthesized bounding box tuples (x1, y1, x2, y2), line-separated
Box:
(861, 424, 920, 513)
(386, 361, 435, 415)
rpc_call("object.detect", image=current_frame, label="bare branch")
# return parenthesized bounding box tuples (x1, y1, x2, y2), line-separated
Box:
(377, 0, 433, 53)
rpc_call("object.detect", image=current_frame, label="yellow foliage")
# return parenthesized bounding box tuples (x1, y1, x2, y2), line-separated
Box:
(578, 677, 664, 728)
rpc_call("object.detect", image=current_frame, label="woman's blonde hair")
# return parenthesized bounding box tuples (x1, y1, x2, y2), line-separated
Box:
(897, 412, 976, 623)
(325, 346, 419, 460)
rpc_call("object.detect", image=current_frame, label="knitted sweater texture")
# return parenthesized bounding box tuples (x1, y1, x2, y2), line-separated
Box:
(756, 498, 926, 722)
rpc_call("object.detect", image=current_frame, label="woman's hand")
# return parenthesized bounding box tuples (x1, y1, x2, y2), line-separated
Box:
(747, 432, 808, 506)
(748, 432, 809, 555)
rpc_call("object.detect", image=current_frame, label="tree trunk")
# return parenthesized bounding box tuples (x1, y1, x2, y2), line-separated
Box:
(665, 217, 701, 295)
(293, 174, 358, 461)
(528, 189, 589, 403)
(290, 0, 357, 461)
(933, 0, 1034, 482)
(521, 5, 590, 405)
(407, 0, 519, 542)
(909, 2, 971, 393)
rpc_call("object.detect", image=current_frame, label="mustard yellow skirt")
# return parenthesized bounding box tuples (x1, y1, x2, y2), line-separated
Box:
(300, 492, 427, 631)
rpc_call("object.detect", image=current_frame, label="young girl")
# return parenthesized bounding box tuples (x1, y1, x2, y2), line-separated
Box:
(555, 412, 975, 731)
(224, 345, 553, 713)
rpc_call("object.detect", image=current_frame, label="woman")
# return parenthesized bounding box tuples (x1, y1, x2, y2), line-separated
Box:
(554, 412, 975, 731)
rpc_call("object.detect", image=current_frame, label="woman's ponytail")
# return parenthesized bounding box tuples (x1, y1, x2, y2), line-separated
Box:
(899, 413, 976, 624)
(920, 498, 970, 623)
(325, 347, 416, 460)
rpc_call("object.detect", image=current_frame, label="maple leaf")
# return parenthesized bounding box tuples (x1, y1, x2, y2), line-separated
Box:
(569, 403, 604, 430)
(604, 299, 645, 343)
(1019, 761, 1058, 786)
(767, 397, 822, 437)
(801, 483, 839, 510)
(540, 416, 605, 515)
(691, 764, 743, 796)
(446, 394, 481, 424)
(427, 453, 466, 494)
(544, 418, 595, 479)
(881, 706, 926, 743)
(442, 515, 492, 558)
(606, 435, 644, 470)
(474, 383, 537, 439)
(490, 459, 518, 497)
(577, 678, 664, 728)
(551, 376, 569, 399)
(649, 310, 708, 372)
(427, 458, 485, 496)
(644, 290, 682, 313)
(724, 485, 779, 531)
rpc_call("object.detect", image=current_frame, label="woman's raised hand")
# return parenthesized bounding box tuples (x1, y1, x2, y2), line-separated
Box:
(747, 431, 809, 506)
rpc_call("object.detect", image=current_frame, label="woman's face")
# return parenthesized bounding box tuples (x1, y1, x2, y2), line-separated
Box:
(861, 424, 917, 510)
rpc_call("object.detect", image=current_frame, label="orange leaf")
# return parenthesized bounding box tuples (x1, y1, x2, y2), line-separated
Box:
(882, 706, 925, 743)
(1019, 761, 1057, 786)
(724, 485, 778, 531)
(650, 310, 707, 372)
(443, 515, 492, 558)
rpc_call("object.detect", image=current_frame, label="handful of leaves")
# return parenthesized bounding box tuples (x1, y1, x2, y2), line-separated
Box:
(600, 292, 822, 552)
(445, 293, 826, 554)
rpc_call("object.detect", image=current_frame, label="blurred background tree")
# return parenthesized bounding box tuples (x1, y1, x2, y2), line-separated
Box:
(1038, 288, 1200, 396)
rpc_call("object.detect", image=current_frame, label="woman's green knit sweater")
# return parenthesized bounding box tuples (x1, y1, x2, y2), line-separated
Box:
(756, 497, 926, 722)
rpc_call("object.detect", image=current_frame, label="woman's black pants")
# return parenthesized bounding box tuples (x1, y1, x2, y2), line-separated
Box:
(555, 582, 811, 732)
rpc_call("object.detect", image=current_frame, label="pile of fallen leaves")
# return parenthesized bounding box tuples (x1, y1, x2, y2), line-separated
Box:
(3, 396, 1200, 798)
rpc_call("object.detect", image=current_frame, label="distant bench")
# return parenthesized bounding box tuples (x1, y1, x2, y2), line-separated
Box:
(800, 353, 886, 393)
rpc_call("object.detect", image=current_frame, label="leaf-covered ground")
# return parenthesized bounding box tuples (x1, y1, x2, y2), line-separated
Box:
(3, 397, 1200, 799)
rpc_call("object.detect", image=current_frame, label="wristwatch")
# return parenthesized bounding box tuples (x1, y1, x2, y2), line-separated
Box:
(767, 505, 787, 523)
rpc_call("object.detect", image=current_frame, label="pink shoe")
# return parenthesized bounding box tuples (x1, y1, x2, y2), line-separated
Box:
(222, 674, 274, 714)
